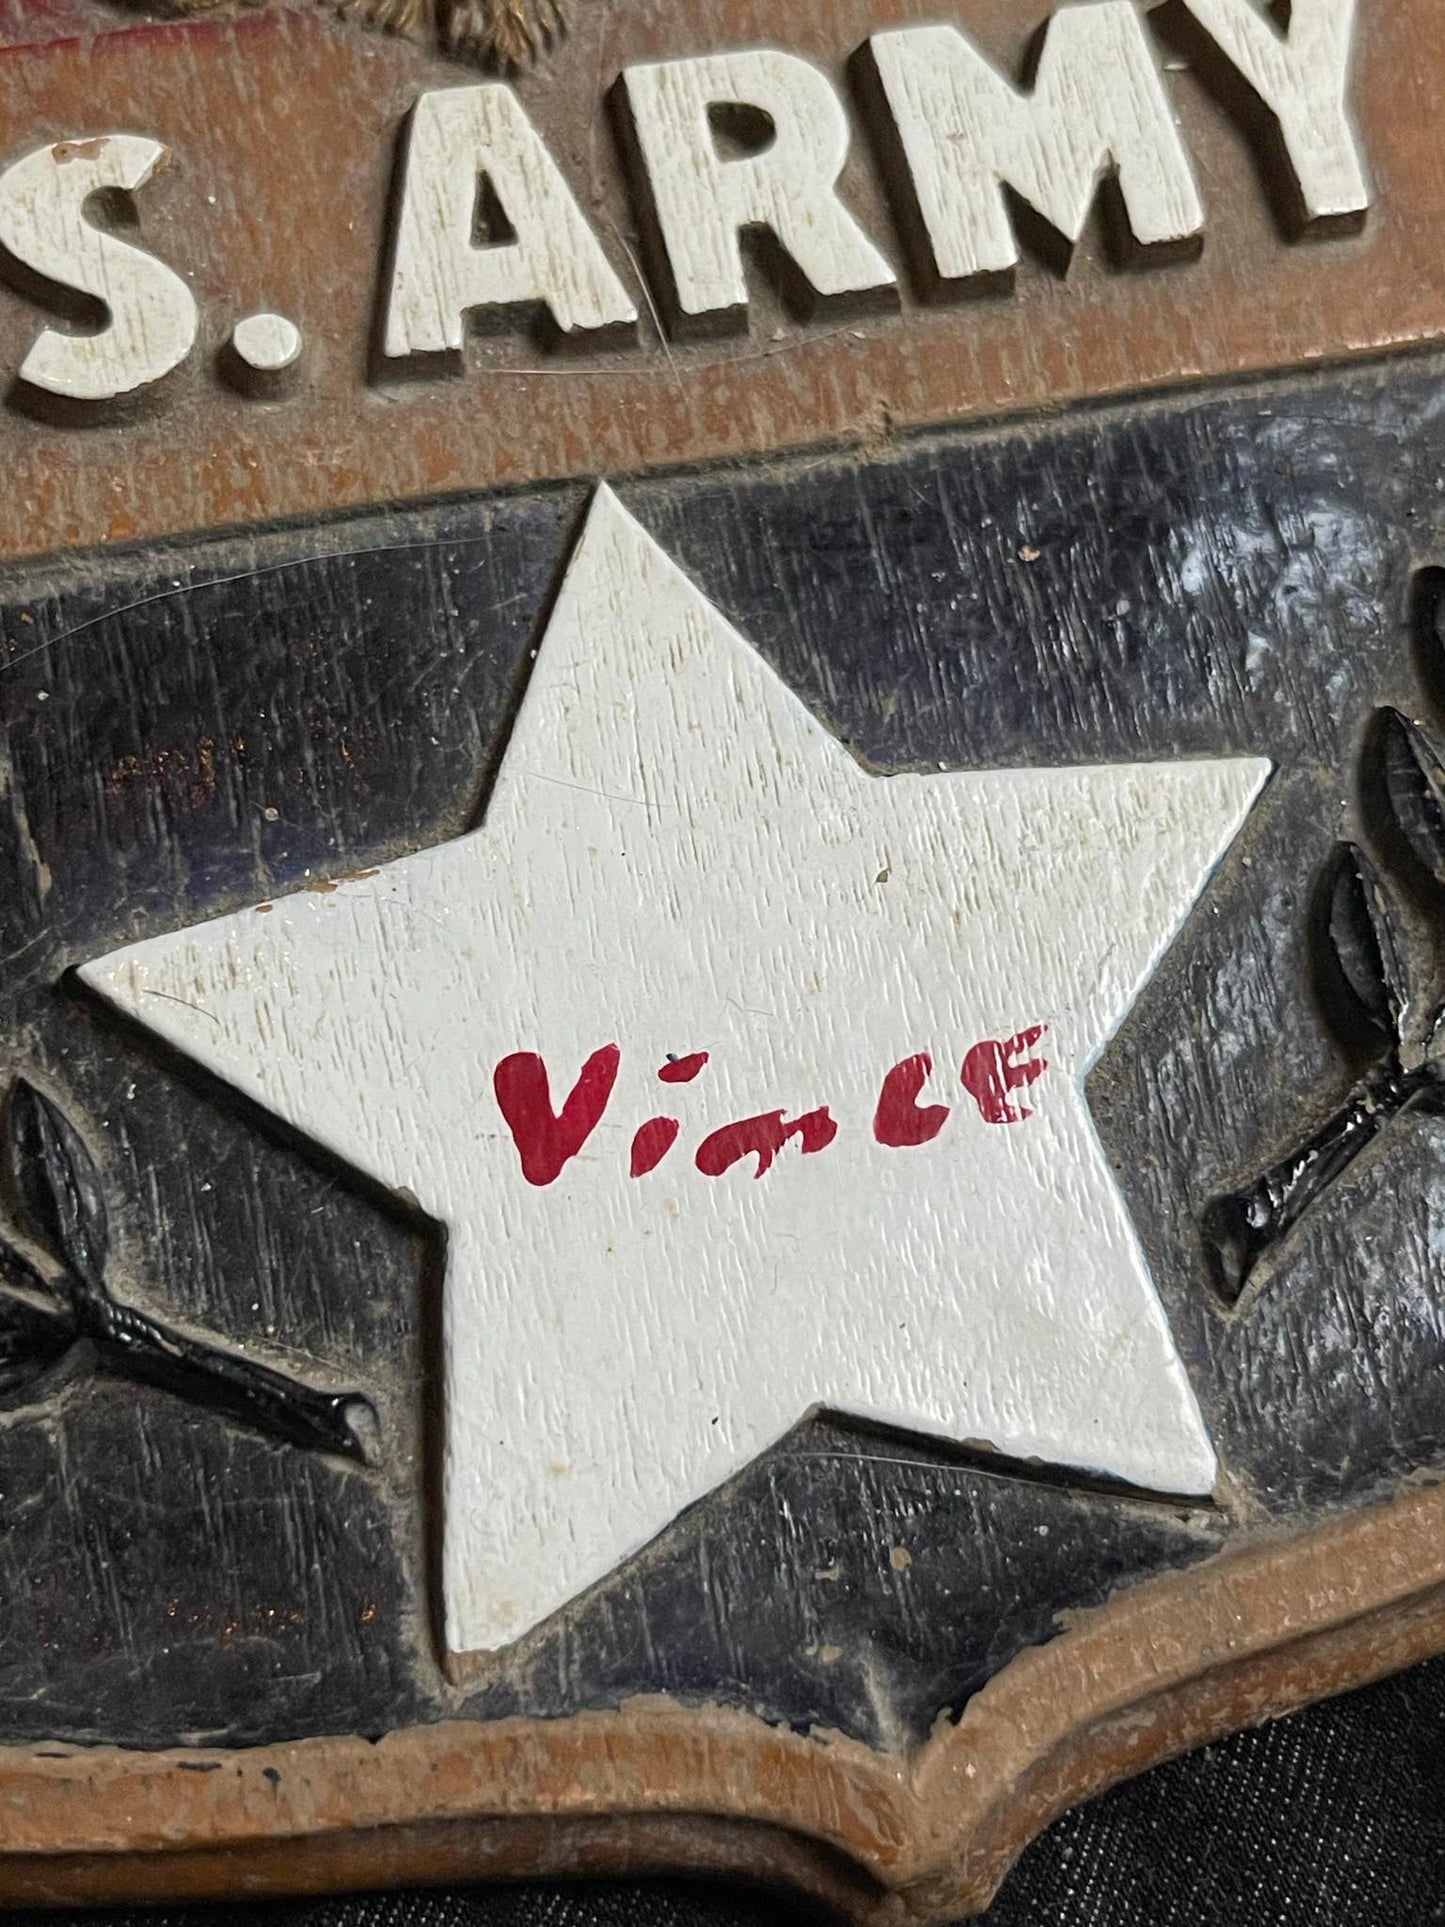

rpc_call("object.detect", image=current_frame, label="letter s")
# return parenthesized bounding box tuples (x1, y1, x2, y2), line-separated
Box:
(0, 135, 198, 401)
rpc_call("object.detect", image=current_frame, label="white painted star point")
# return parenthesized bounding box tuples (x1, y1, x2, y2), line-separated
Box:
(82, 485, 1267, 1654)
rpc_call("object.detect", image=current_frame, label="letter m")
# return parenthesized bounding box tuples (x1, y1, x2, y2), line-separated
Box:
(864, 3, 1204, 294)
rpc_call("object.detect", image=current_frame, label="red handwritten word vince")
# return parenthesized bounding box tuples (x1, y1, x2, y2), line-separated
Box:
(493, 1044, 621, 1186)
(494, 1030, 1048, 1188)
(961, 1026, 1048, 1125)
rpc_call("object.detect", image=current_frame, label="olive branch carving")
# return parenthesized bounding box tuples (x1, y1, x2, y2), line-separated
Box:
(1204, 708, 1445, 1304)
(0, 1079, 375, 1460)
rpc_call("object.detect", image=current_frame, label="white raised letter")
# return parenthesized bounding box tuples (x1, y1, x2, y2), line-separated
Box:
(0, 135, 197, 402)
(619, 48, 896, 332)
(1174, 0, 1367, 227)
(385, 85, 636, 357)
(866, 5, 1204, 292)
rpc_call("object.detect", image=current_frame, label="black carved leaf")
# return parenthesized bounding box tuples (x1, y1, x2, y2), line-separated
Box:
(1323, 842, 1409, 1038)
(0, 1241, 74, 1396)
(1379, 708, 1445, 886)
(90, 1294, 376, 1463)
(7, 1081, 109, 1288)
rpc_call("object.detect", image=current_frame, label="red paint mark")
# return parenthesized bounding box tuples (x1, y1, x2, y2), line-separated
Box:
(961, 1026, 1048, 1125)
(658, 1051, 709, 1084)
(873, 1052, 950, 1147)
(695, 1106, 838, 1180)
(630, 1116, 680, 1177)
(493, 1045, 620, 1186)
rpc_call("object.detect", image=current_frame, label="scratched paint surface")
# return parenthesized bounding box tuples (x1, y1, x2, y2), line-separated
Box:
(0, 358, 1443, 1745)
(81, 488, 1262, 1654)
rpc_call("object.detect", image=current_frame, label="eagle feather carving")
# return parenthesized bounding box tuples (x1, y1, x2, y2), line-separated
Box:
(142, 0, 566, 69)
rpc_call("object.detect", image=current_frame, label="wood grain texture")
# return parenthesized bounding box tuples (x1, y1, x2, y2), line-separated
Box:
(0, 134, 198, 401)
(0, 1471, 1440, 1922)
(864, 7, 1206, 290)
(0, 0, 1441, 1908)
(385, 83, 638, 354)
(617, 48, 897, 328)
(80, 484, 1261, 1656)
(4, 354, 1445, 1762)
(0, 0, 1437, 560)
(0, 464, 1226, 1756)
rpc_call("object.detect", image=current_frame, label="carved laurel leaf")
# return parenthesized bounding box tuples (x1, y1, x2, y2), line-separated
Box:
(0, 1242, 74, 1396)
(1323, 841, 1410, 1039)
(1379, 707, 1445, 887)
(7, 1081, 109, 1290)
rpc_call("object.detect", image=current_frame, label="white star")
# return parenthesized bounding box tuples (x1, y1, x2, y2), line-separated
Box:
(82, 487, 1267, 1656)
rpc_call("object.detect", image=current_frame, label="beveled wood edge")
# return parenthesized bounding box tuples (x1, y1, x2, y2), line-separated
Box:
(1, 1478, 1443, 1922)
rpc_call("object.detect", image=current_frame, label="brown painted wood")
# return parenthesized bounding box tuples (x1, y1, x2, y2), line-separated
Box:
(0, 0, 1440, 564)
(0, 1473, 1441, 1921)
(5, 5, 1445, 1915)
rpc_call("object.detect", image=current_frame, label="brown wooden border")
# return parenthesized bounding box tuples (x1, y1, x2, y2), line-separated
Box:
(0, 3, 1442, 1915)
(0, 0, 1443, 567)
(0, 1477, 1440, 1921)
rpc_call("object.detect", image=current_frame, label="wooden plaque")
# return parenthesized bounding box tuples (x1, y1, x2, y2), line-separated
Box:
(0, 0, 1441, 1917)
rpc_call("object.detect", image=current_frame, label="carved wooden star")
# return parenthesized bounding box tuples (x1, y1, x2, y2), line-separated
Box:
(83, 488, 1267, 1655)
